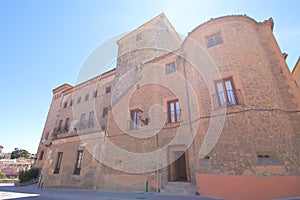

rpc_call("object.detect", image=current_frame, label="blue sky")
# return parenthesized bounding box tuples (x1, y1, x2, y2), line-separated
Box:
(0, 0, 299, 154)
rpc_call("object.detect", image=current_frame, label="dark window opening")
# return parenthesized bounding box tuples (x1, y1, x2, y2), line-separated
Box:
(39, 151, 44, 160)
(54, 152, 63, 174)
(103, 107, 109, 118)
(93, 90, 98, 98)
(106, 86, 111, 94)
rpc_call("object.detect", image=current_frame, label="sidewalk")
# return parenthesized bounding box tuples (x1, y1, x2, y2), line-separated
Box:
(0, 184, 218, 200)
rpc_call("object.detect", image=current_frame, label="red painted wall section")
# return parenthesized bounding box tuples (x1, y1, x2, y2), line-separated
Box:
(196, 173, 300, 200)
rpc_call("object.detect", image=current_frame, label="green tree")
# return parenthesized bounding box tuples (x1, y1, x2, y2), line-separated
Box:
(10, 148, 30, 159)
(0, 172, 7, 179)
(18, 168, 39, 183)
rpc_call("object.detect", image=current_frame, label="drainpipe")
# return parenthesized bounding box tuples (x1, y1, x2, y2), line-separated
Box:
(181, 54, 193, 133)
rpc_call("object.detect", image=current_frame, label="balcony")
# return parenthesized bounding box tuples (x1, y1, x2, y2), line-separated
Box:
(212, 89, 244, 108)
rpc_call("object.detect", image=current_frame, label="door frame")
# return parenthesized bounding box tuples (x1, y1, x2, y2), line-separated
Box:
(168, 145, 190, 182)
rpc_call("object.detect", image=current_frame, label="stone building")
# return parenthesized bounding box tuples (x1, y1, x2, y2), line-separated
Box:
(34, 14, 300, 200)
(292, 57, 300, 87)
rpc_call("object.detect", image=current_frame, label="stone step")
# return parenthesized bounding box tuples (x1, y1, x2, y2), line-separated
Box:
(160, 182, 199, 195)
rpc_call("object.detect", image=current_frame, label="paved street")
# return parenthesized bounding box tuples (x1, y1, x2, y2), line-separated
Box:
(0, 184, 218, 200)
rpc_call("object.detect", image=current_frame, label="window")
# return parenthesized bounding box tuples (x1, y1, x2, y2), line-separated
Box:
(80, 113, 85, 127)
(101, 126, 106, 131)
(88, 111, 94, 125)
(63, 102, 68, 108)
(136, 33, 142, 42)
(64, 118, 70, 131)
(77, 97, 81, 104)
(215, 78, 238, 107)
(74, 151, 83, 175)
(69, 100, 73, 107)
(93, 90, 98, 98)
(166, 62, 176, 74)
(39, 150, 44, 160)
(207, 33, 223, 48)
(54, 152, 63, 174)
(58, 119, 63, 131)
(167, 100, 181, 123)
(257, 152, 280, 165)
(130, 109, 140, 129)
(102, 107, 109, 118)
(106, 86, 111, 94)
(85, 94, 89, 101)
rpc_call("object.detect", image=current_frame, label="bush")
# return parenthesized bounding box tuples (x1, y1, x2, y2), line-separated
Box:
(0, 172, 7, 179)
(18, 168, 39, 183)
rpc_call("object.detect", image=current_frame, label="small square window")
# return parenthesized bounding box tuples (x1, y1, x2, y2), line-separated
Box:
(207, 33, 223, 48)
(166, 62, 176, 74)
(106, 86, 111, 94)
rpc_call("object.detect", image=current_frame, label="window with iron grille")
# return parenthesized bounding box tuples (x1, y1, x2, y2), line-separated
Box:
(167, 100, 181, 123)
(74, 151, 84, 175)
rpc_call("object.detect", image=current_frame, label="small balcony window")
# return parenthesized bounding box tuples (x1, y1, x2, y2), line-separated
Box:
(213, 78, 243, 108)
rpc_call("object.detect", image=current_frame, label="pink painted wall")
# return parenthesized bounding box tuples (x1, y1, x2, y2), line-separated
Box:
(196, 173, 300, 200)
